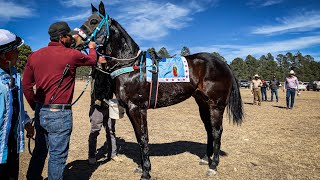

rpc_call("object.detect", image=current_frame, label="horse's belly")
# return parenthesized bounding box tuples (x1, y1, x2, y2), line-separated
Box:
(155, 83, 195, 108)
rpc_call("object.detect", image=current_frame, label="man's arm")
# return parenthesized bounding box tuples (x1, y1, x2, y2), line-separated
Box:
(74, 41, 99, 66)
(295, 78, 300, 92)
(23, 111, 34, 138)
(22, 59, 36, 110)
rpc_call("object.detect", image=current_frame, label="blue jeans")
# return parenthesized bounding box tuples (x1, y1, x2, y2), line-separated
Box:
(40, 108, 72, 180)
(27, 103, 47, 180)
(270, 89, 278, 102)
(286, 88, 296, 108)
(261, 88, 267, 101)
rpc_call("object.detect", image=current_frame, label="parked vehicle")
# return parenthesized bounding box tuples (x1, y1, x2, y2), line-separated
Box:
(306, 82, 314, 91)
(298, 81, 307, 91)
(313, 81, 320, 91)
(239, 80, 250, 88)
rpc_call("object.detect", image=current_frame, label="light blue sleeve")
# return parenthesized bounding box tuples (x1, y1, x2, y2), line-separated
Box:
(0, 85, 7, 127)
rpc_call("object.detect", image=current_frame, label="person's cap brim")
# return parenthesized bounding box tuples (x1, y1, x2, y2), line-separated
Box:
(17, 36, 24, 48)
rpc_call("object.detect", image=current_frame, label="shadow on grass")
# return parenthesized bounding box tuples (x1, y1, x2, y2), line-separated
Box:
(64, 138, 227, 179)
(117, 138, 228, 166)
(272, 105, 287, 109)
(64, 144, 110, 180)
(244, 102, 254, 105)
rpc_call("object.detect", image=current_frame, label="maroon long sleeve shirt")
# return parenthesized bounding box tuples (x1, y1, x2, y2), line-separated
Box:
(22, 42, 97, 110)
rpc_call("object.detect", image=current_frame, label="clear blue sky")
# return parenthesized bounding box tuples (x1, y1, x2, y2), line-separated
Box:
(1, 0, 320, 63)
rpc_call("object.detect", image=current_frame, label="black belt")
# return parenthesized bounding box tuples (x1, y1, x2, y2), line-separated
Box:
(42, 104, 72, 110)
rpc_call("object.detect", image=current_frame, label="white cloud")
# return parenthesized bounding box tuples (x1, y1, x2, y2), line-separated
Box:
(59, 10, 91, 21)
(189, 35, 320, 62)
(261, 0, 284, 7)
(247, 0, 284, 7)
(58, 0, 217, 40)
(187, 0, 220, 12)
(60, 0, 121, 7)
(116, 1, 191, 40)
(0, 0, 34, 19)
(252, 11, 320, 35)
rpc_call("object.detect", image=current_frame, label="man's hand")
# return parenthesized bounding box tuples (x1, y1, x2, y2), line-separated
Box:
(25, 122, 34, 138)
(88, 41, 96, 49)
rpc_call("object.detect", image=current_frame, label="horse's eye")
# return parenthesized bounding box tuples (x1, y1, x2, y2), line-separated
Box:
(90, 19, 99, 25)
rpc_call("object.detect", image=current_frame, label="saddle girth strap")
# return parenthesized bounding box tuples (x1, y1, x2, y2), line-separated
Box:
(148, 58, 159, 109)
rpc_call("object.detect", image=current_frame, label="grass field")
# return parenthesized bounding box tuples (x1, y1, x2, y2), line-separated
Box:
(19, 81, 320, 180)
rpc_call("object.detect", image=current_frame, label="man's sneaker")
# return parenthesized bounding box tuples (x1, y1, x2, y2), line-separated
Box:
(111, 156, 123, 162)
(88, 157, 97, 165)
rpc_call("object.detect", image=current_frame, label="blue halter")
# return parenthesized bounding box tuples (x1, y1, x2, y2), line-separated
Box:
(86, 11, 110, 45)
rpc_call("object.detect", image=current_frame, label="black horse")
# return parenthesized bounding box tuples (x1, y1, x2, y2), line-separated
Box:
(77, 2, 244, 179)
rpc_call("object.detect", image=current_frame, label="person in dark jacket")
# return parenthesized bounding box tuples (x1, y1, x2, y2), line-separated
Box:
(261, 79, 268, 101)
(88, 56, 122, 165)
(269, 76, 280, 102)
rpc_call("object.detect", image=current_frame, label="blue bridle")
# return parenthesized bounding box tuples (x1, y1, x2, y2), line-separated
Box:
(85, 11, 110, 45)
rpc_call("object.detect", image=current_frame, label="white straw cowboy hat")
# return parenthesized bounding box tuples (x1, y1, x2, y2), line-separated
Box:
(289, 70, 295, 75)
(254, 74, 260, 78)
(0, 29, 24, 53)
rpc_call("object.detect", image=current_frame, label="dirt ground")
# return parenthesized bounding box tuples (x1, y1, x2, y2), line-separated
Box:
(19, 81, 320, 180)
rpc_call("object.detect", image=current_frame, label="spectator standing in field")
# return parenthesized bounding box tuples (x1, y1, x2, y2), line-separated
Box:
(252, 74, 262, 106)
(283, 70, 299, 110)
(23, 22, 105, 180)
(269, 75, 280, 102)
(261, 79, 268, 101)
(0, 29, 34, 180)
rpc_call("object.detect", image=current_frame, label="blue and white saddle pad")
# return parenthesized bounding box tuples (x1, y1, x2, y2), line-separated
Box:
(146, 53, 190, 82)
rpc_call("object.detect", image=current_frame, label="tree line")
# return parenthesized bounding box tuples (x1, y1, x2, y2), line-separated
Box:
(230, 52, 320, 82)
(17, 44, 320, 82)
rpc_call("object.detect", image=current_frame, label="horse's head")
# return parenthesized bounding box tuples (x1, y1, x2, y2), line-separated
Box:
(73, 2, 108, 51)
(78, 1, 140, 69)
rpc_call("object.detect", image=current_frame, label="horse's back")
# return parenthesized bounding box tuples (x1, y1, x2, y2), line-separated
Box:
(185, 52, 233, 82)
(155, 53, 234, 108)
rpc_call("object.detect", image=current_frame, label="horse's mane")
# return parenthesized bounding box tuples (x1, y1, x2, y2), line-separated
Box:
(110, 19, 140, 57)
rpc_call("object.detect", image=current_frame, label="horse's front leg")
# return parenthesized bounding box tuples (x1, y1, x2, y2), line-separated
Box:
(126, 103, 151, 180)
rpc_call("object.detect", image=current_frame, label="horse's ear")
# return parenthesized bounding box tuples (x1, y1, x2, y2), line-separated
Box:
(99, 1, 106, 16)
(91, 3, 98, 13)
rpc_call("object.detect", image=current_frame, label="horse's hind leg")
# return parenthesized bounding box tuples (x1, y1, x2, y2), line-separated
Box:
(194, 96, 225, 176)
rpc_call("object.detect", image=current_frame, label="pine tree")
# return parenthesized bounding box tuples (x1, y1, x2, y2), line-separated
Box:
(17, 44, 32, 73)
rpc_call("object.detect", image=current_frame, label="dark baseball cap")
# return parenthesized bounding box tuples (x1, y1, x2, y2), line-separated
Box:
(48, 22, 78, 38)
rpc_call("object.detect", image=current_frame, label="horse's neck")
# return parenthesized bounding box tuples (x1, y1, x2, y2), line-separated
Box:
(115, 43, 139, 59)
(113, 20, 140, 59)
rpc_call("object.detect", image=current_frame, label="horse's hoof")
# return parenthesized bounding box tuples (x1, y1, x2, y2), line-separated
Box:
(206, 169, 217, 176)
(199, 158, 209, 165)
(140, 173, 151, 180)
(199, 155, 209, 165)
(134, 167, 143, 174)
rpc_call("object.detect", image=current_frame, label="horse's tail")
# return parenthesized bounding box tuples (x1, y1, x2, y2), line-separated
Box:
(227, 69, 244, 125)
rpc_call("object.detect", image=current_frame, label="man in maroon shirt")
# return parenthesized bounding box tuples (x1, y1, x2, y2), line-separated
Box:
(23, 22, 105, 180)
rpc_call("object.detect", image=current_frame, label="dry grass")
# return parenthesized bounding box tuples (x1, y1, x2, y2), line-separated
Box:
(19, 81, 320, 180)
